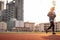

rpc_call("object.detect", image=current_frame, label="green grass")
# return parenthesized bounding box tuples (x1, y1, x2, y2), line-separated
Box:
(0, 32, 60, 34)
(0, 32, 44, 34)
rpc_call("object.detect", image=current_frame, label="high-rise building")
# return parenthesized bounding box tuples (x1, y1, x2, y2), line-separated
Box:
(14, 0, 24, 28)
(6, 0, 24, 21)
(0, 1, 4, 10)
(6, 0, 24, 31)
(1, 9, 7, 22)
(0, 1, 4, 22)
(15, 0, 24, 21)
(6, 1, 16, 30)
(6, 1, 16, 21)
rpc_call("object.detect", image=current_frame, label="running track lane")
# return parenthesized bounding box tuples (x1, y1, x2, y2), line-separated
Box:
(0, 34, 60, 40)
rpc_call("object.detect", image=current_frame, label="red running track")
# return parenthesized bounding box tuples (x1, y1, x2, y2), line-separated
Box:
(0, 34, 60, 40)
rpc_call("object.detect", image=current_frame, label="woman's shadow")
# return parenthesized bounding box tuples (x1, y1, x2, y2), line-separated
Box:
(42, 34, 60, 40)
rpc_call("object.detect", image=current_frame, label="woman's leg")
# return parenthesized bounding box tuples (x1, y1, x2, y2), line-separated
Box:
(46, 21, 52, 33)
(47, 21, 52, 30)
(52, 21, 55, 34)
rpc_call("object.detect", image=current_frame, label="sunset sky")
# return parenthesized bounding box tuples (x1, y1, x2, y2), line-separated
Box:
(3, 0, 60, 24)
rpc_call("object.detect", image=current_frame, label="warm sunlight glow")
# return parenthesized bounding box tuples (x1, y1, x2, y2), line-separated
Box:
(24, 0, 60, 23)
(8, 0, 60, 23)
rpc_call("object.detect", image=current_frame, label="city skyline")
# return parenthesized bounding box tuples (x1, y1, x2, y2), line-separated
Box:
(1, 0, 60, 24)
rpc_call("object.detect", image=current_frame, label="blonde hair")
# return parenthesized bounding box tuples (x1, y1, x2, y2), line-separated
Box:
(50, 7, 55, 12)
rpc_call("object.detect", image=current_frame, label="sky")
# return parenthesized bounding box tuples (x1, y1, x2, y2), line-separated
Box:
(24, 0, 60, 24)
(3, 0, 60, 24)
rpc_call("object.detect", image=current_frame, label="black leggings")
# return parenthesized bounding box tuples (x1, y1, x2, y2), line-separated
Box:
(47, 21, 55, 33)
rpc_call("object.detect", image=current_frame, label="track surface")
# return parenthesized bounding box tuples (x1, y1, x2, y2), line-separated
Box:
(0, 33, 60, 40)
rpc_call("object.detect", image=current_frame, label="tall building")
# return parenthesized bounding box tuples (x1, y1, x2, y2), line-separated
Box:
(0, 11, 2, 21)
(15, 0, 24, 21)
(6, 1, 16, 21)
(6, 0, 24, 31)
(0, 1, 4, 10)
(6, 1, 16, 30)
(1, 9, 7, 22)
(14, 0, 24, 28)
(6, 0, 24, 22)
(0, 1, 4, 21)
